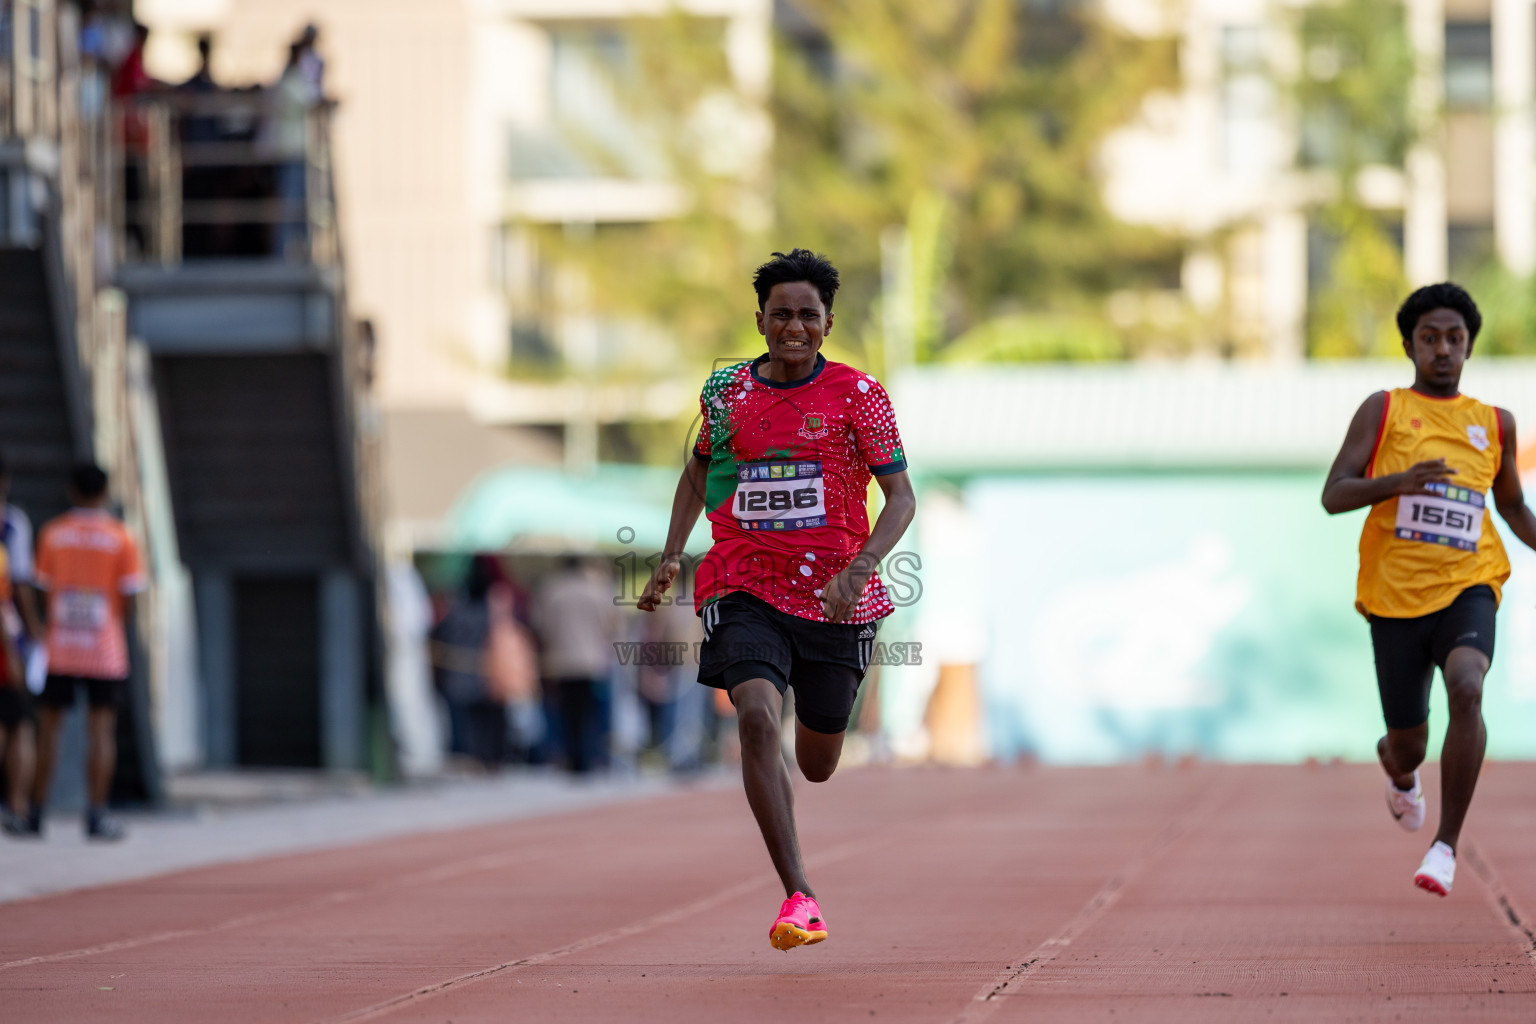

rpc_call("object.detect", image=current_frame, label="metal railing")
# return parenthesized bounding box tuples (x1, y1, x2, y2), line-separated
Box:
(117, 90, 339, 267)
(0, 0, 59, 141)
(115, 85, 383, 651)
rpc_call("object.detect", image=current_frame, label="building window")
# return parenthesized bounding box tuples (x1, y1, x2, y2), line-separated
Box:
(1445, 22, 1492, 108)
(1448, 222, 1495, 280)
(508, 25, 666, 181)
(1220, 25, 1276, 174)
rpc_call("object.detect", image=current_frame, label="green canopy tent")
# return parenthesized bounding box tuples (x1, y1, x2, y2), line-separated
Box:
(446, 464, 713, 555)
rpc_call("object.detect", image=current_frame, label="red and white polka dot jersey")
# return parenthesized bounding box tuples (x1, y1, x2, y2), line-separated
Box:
(692, 354, 907, 624)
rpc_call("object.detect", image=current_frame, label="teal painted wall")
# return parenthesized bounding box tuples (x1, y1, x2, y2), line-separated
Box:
(958, 473, 1536, 763)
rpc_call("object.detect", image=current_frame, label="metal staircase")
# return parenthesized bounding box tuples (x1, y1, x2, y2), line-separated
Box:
(116, 92, 382, 773)
(0, 245, 82, 523)
(0, 1, 380, 782)
(0, 0, 161, 806)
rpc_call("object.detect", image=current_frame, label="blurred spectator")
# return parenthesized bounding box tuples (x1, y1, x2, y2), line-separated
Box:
(429, 556, 507, 770)
(109, 21, 155, 113)
(176, 33, 226, 255)
(0, 543, 28, 836)
(180, 33, 217, 94)
(637, 569, 708, 772)
(79, 2, 135, 122)
(356, 319, 377, 390)
(112, 22, 158, 258)
(534, 556, 617, 774)
(296, 23, 325, 98)
(0, 455, 39, 836)
(80, 2, 136, 68)
(264, 42, 318, 260)
(384, 560, 442, 778)
(29, 464, 145, 842)
(485, 573, 543, 761)
(0, 454, 45, 686)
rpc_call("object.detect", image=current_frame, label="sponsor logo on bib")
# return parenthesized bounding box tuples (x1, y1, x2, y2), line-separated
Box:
(1467, 424, 1490, 451)
(734, 460, 827, 531)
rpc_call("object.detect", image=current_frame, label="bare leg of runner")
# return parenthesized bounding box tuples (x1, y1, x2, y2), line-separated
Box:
(793, 719, 844, 784)
(1377, 725, 1428, 790)
(1434, 646, 1488, 852)
(732, 678, 813, 898)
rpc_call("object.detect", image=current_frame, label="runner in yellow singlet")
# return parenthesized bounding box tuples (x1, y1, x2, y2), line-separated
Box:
(1323, 283, 1536, 897)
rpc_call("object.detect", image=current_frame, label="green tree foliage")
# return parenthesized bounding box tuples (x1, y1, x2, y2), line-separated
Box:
(1292, 0, 1415, 357)
(775, 0, 1179, 363)
(1465, 263, 1536, 355)
(518, 13, 772, 376)
(520, 0, 1180, 381)
(1308, 208, 1412, 358)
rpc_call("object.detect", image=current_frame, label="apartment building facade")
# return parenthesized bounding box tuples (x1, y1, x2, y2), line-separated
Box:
(1102, 0, 1535, 359)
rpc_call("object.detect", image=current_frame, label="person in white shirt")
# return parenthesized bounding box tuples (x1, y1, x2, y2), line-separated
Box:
(534, 557, 618, 773)
(0, 454, 42, 836)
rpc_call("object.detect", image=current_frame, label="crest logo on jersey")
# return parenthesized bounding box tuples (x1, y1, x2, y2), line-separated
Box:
(1468, 425, 1490, 451)
(798, 413, 829, 440)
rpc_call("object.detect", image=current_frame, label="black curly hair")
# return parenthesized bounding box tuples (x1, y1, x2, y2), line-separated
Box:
(752, 249, 840, 311)
(1396, 282, 1482, 343)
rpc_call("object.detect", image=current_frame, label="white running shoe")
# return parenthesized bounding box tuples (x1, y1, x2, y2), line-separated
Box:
(1386, 771, 1425, 832)
(1414, 841, 1455, 897)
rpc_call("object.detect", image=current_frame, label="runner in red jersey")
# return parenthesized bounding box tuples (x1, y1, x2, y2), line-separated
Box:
(691, 350, 905, 623)
(639, 249, 916, 950)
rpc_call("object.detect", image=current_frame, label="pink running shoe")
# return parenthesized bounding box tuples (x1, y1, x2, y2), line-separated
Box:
(769, 892, 828, 950)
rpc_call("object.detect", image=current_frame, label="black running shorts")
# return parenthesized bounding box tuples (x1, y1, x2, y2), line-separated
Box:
(38, 674, 123, 711)
(1369, 584, 1496, 730)
(698, 591, 879, 735)
(0, 685, 35, 728)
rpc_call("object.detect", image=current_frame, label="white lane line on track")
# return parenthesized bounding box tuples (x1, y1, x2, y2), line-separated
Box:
(314, 839, 869, 1024)
(0, 847, 546, 972)
(944, 779, 1239, 1024)
(1462, 840, 1536, 972)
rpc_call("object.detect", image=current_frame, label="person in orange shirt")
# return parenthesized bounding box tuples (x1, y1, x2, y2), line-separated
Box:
(28, 464, 146, 841)
(1323, 283, 1536, 897)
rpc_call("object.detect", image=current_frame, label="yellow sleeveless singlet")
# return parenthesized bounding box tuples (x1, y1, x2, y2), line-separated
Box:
(1356, 387, 1509, 619)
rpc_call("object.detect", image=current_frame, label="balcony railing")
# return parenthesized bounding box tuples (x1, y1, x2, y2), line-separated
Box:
(116, 91, 339, 267)
(0, 0, 59, 142)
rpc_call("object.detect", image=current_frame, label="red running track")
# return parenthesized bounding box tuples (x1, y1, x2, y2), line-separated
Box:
(4, 762, 1536, 1022)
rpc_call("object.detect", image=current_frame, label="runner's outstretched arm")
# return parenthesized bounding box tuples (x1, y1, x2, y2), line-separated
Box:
(638, 457, 708, 612)
(1492, 409, 1536, 551)
(1323, 392, 1456, 515)
(822, 470, 916, 623)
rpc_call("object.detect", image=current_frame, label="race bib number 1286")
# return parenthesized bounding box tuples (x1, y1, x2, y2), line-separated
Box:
(1395, 482, 1485, 552)
(734, 460, 826, 531)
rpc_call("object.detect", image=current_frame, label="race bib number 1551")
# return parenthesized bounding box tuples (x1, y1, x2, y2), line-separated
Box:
(734, 460, 826, 531)
(1395, 482, 1485, 552)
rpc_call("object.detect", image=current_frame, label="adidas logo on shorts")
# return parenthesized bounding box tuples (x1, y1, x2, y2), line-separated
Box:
(858, 625, 876, 639)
